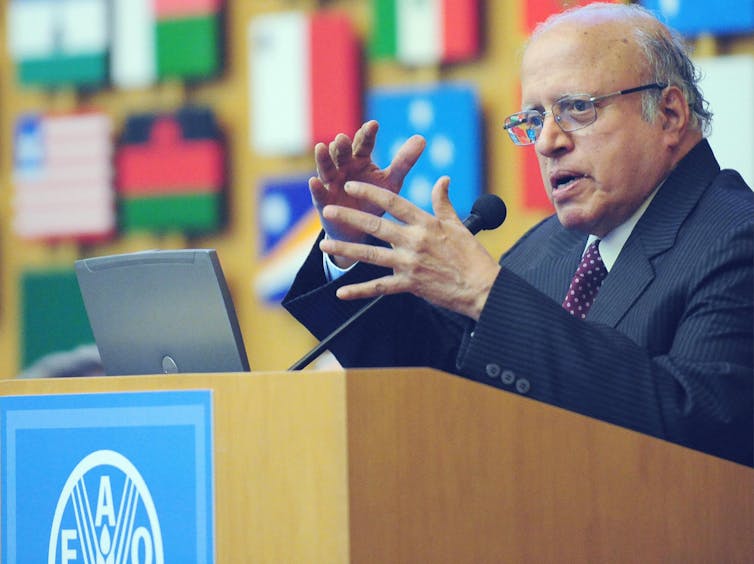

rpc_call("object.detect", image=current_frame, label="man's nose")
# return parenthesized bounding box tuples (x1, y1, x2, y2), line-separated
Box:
(535, 113, 573, 156)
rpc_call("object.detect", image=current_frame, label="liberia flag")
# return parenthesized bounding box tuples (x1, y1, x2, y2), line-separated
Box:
(13, 112, 115, 241)
(370, 0, 479, 65)
(248, 11, 361, 156)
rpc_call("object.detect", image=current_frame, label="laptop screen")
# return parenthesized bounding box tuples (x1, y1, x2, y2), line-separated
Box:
(75, 249, 250, 376)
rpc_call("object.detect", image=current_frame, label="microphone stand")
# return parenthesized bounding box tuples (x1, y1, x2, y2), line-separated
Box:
(288, 295, 383, 370)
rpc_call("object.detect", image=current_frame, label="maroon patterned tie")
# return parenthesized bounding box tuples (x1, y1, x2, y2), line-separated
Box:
(562, 240, 608, 319)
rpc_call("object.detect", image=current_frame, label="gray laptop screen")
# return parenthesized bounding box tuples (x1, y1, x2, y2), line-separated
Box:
(75, 249, 250, 376)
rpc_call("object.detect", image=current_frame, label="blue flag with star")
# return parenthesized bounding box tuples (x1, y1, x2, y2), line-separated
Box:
(366, 82, 482, 219)
(640, 0, 754, 36)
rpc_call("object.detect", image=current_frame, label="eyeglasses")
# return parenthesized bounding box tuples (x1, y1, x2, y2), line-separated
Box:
(503, 82, 667, 146)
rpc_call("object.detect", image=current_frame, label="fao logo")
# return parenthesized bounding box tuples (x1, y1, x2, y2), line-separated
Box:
(48, 450, 164, 564)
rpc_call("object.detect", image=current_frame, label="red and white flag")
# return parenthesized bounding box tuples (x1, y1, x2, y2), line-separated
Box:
(13, 112, 115, 241)
(249, 11, 361, 156)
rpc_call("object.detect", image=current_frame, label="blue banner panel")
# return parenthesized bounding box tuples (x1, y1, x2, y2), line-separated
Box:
(255, 175, 321, 305)
(1, 390, 214, 564)
(640, 0, 754, 36)
(367, 82, 482, 219)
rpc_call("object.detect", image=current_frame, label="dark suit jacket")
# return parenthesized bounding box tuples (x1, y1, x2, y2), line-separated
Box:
(283, 139, 754, 466)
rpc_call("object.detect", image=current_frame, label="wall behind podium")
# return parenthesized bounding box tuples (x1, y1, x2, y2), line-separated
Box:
(0, 0, 752, 377)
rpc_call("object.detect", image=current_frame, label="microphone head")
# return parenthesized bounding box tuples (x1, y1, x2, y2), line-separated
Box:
(468, 194, 507, 233)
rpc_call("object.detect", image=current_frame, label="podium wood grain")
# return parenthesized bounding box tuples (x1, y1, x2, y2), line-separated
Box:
(2, 369, 751, 563)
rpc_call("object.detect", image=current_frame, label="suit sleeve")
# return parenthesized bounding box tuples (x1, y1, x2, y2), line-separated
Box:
(457, 222, 754, 466)
(283, 232, 473, 371)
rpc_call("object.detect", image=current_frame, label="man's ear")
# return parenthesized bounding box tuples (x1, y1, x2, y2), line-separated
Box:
(659, 85, 690, 142)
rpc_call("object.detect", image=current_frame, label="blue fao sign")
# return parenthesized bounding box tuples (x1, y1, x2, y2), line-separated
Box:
(1, 391, 214, 563)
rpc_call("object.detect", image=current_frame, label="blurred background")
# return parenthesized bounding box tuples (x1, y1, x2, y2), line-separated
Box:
(0, 0, 752, 377)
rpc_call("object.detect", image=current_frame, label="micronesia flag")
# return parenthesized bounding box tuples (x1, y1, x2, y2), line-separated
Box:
(640, 0, 754, 36)
(367, 83, 482, 219)
(255, 175, 323, 304)
(249, 11, 361, 156)
(370, 0, 480, 65)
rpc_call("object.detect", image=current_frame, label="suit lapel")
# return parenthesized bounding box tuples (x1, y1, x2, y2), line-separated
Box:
(531, 228, 587, 302)
(589, 139, 721, 326)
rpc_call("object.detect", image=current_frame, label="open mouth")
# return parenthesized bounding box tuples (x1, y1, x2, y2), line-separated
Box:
(551, 173, 587, 191)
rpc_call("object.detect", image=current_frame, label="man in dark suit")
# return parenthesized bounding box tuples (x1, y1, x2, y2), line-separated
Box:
(283, 3, 753, 466)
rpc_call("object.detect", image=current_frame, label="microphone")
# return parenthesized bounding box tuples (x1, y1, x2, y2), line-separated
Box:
(462, 193, 508, 234)
(288, 194, 508, 371)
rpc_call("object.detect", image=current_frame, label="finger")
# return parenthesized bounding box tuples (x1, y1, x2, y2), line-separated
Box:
(352, 120, 379, 159)
(335, 275, 404, 300)
(314, 143, 337, 183)
(430, 176, 459, 222)
(329, 133, 354, 168)
(344, 181, 428, 228)
(309, 176, 328, 207)
(322, 203, 404, 244)
(385, 135, 426, 187)
(319, 237, 395, 269)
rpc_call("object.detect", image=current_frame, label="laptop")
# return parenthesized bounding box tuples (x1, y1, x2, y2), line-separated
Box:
(75, 249, 250, 376)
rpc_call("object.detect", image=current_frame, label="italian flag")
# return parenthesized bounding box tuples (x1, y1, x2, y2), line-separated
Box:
(249, 11, 361, 156)
(370, 0, 479, 65)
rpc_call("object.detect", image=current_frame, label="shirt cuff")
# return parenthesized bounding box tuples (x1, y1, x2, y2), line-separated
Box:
(322, 246, 358, 281)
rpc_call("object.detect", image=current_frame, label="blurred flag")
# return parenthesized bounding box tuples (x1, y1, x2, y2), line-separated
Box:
(523, 0, 619, 34)
(367, 83, 482, 219)
(155, 0, 223, 79)
(111, 0, 223, 88)
(111, 0, 156, 87)
(370, 0, 479, 65)
(640, 0, 754, 36)
(20, 269, 94, 369)
(249, 11, 361, 156)
(7, 0, 108, 88)
(696, 55, 754, 188)
(116, 107, 226, 233)
(522, 148, 553, 212)
(255, 176, 321, 304)
(13, 112, 115, 241)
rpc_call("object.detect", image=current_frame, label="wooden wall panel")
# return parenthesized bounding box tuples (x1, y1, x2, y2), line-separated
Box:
(0, 0, 752, 377)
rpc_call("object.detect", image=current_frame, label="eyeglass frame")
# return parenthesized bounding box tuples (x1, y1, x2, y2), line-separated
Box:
(503, 82, 668, 146)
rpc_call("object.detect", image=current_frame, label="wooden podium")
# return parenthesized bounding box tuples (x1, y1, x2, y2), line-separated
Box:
(1, 368, 752, 562)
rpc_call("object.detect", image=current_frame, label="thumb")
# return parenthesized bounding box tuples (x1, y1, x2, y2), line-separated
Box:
(431, 176, 459, 223)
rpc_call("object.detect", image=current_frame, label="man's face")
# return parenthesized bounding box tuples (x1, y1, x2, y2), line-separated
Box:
(521, 20, 673, 236)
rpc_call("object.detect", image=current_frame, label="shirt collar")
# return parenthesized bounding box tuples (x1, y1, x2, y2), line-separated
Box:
(585, 182, 662, 271)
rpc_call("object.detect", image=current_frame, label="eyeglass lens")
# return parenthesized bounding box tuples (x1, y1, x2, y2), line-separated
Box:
(504, 83, 666, 146)
(504, 96, 597, 146)
(505, 112, 542, 144)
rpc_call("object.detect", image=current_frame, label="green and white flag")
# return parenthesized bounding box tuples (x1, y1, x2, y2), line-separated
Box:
(370, 0, 479, 65)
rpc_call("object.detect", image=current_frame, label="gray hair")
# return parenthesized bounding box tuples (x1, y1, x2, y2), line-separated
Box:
(531, 2, 713, 135)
